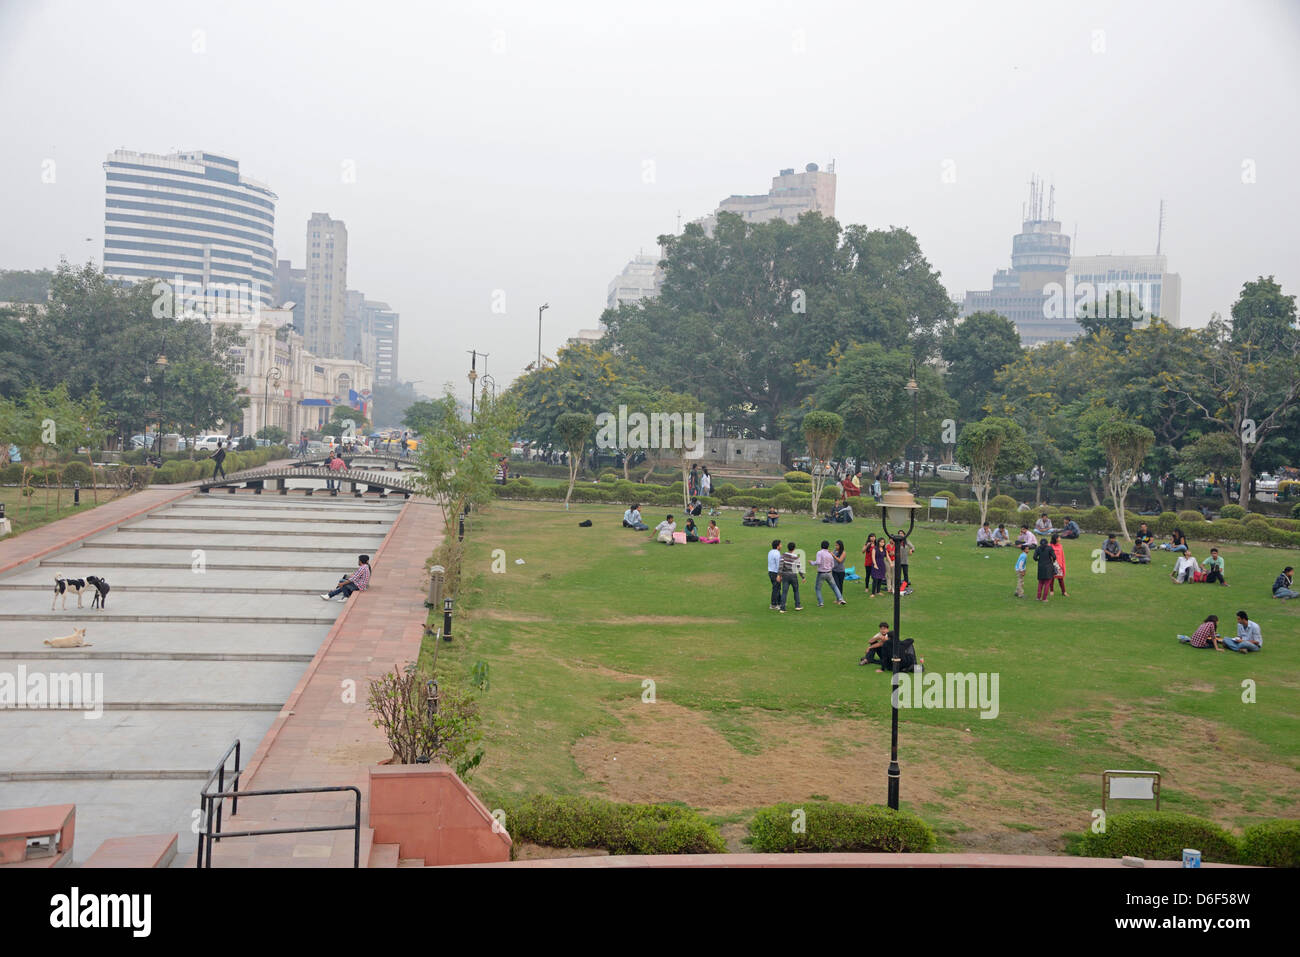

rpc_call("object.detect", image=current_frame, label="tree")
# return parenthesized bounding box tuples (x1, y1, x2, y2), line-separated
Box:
(940, 312, 1022, 420)
(1174, 431, 1239, 505)
(321, 404, 372, 440)
(555, 412, 595, 508)
(1075, 289, 1147, 344)
(505, 342, 647, 448)
(167, 358, 247, 449)
(1231, 275, 1298, 351)
(956, 417, 1032, 527)
(257, 425, 288, 445)
(802, 410, 843, 515)
(414, 390, 519, 533)
(1096, 418, 1155, 540)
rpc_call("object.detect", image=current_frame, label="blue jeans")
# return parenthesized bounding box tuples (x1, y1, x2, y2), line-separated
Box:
(328, 581, 359, 599)
(780, 576, 801, 610)
(1223, 637, 1260, 652)
(1275, 588, 1298, 599)
(815, 571, 843, 605)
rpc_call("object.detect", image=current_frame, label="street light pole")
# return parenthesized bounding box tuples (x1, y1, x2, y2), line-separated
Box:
(263, 366, 281, 439)
(905, 361, 919, 495)
(879, 481, 920, 811)
(537, 303, 549, 371)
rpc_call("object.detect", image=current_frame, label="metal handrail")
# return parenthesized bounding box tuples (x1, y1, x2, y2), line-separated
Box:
(198, 741, 363, 868)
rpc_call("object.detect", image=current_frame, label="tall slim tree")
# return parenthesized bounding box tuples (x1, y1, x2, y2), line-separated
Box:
(1096, 419, 1155, 540)
(802, 410, 843, 515)
(555, 412, 595, 509)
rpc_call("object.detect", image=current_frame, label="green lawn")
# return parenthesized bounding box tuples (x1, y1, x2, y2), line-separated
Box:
(0, 485, 117, 540)
(433, 501, 1300, 853)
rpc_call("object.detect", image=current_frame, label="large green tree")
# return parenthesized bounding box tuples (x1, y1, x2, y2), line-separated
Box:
(940, 311, 1023, 421)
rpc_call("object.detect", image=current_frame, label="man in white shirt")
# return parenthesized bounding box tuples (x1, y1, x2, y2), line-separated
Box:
(992, 524, 1010, 547)
(1224, 611, 1262, 653)
(1034, 512, 1054, 535)
(767, 539, 783, 610)
(622, 504, 648, 530)
(977, 522, 995, 547)
(654, 515, 676, 544)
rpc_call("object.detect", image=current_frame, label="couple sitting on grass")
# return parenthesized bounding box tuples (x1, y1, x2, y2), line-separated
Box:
(1177, 610, 1263, 653)
(858, 621, 924, 672)
(651, 513, 719, 544)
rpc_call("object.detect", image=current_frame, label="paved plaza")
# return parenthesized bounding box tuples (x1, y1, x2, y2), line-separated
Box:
(0, 488, 404, 863)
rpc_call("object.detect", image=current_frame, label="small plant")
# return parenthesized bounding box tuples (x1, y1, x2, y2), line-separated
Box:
(367, 662, 484, 779)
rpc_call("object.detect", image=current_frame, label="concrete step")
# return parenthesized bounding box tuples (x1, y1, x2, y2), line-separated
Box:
(397, 858, 426, 867)
(119, 523, 388, 538)
(149, 513, 395, 525)
(368, 842, 400, 868)
(0, 620, 326, 658)
(81, 833, 178, 868)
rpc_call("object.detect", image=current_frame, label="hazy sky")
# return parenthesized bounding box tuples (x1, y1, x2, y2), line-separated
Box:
(2, 0, 1298, 395)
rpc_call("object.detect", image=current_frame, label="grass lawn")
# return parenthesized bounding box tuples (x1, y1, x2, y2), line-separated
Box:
(432, 501, 1300, 853)
(0, 485, 118, 540)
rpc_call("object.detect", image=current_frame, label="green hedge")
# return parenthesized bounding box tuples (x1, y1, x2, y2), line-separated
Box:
(1239, 819, 1300, 868)
(1073, 812, 1240, 864)
(1220, 504, 1247, 519)
(499, 795, 726, 855)
(747, 802, 936, 854)
(784, 471, 812, 485)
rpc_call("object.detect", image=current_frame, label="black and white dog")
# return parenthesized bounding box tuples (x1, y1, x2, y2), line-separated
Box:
(85, 576, 110, 610)
(52, 576, 87, 610)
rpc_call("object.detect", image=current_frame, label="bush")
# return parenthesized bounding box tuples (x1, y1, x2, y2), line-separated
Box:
(747, 802, 936, 853)
(1244, 513, 1270, 526)
(598, 472, 616, 484)
(1155, 511, 1179, 535)
(712, 482, 740, 503)
(1220, 504, 1246, 519)
(1267, 517, 1300, 532)
(61, 462, 93, 485)
(1239, 820, 1300, 868)
(1177, 510, 1206, 523)
(1292, 502, 1300, 520)
(989, 494, 1018, 511)
(1074, 812, 1239, 864)
(500, 795, 726, 855)
(1, 463, 25, 484)
(513, 477, 533, 487)
(784, 471, 812, 485)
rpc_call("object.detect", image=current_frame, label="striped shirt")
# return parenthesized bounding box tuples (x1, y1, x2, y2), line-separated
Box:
(779, 551, 802, 577)
(348, 563, 371, 591)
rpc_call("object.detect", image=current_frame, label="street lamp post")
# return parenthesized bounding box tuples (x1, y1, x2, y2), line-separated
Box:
(263, 366, 281, 440)
(879, 481, 921, 811)
(537, 303, 549, 371)
(905, 361, 919, 494)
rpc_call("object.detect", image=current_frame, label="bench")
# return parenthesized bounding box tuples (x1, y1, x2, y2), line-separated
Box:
(0, 804, 75, 867)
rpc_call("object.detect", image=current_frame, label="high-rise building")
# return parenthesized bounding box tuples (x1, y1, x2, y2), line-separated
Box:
(694, 162, 837, 233)
(304, 213, 348, 358)
(606, 253, 663, 310)
(370, 302, 399, 387)
(1066, 254, 1181, 327)
(273, 259, 306, 333)
(102, 149, 276, 307)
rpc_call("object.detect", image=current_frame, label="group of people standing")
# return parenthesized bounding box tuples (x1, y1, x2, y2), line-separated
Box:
(765, 539, 851, 610)
(687, 464, 713, 498)
(1013, 535, 1069, 600)
(861, 534, 914, 598)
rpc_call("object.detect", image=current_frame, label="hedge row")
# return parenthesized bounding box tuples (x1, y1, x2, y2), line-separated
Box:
(1074, 812, 1300, 867)
(148, 445, 289, 483)
(746, 802, 936, 854)
(499, 796, 726, 855)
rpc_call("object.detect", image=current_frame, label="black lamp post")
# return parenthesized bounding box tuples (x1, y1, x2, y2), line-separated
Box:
(905, 361, 919, 495)
(879, 481, 920, 811)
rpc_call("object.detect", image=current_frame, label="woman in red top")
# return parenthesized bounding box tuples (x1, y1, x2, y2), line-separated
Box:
(862, 534, 877, 595)
(1178, 615, 1222, 650)
(1049, 533, 1068, 596)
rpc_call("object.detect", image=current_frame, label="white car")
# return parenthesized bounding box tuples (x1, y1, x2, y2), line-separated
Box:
(194, 434, 232, 452)
(935, 464, 970, 482)
(1256, 474, 1279, 492)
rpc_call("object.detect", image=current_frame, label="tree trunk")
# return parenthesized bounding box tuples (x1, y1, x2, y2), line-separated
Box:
(564, 457, 578, 508)
(1035, 470, 1043, 507)
(622, 454, 630, 482)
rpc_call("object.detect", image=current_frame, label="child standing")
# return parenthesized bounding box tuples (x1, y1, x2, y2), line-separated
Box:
(1014, 543, 1029, 598)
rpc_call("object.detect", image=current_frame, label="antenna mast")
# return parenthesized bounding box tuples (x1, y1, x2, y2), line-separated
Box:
(1156, 199, 1166, 256)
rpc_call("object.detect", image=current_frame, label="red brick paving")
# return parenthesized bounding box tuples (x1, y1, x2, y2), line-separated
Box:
(194, 495, 442, 867)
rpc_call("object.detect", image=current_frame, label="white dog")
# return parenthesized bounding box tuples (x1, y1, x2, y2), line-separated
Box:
(44, 627, 91, 648)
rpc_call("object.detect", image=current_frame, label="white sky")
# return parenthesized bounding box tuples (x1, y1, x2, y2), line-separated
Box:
(2, 0, 1298, 394)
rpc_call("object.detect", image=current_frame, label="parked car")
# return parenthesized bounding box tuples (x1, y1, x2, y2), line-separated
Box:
(1256, 473, 1279, 492)
(935, 463, 970, 482)
(195, 434, 232, 452)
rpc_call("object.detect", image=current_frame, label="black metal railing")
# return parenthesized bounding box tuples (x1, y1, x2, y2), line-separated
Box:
(197, 740, 363, 868)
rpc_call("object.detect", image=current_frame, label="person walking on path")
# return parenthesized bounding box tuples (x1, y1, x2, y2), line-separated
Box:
(1033, 539, 1056, 601)
(767, 539, 783, 609)
(321, 554, 372, 602)
(778, 541, 805, 612)
(1049, 533, 1068, 596)
(813, 540, 847, 606)
(211, 440, 227, 480)
(1014, 543, 1029, 598)
(831, 540, 848, 599)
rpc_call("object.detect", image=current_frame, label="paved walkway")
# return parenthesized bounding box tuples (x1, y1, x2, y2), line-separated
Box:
(194, 496, 442, 867)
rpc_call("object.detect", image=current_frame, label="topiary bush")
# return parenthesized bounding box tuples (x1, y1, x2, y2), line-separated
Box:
(747, 802, 936, 853)
(1219, 504, 1246, 519)
(1074, 812, 1239, 864)
(1155, 511, 1179, 535)
(499, 795, 726, 855)
(989, 494, 1018, 511)
(1177, 510, 1206, 523)
(784, 471, 812, 485)
(1239, 819, 1300, 868)
(1292, 502, 1300, 519)
(598, 472, 616, 484)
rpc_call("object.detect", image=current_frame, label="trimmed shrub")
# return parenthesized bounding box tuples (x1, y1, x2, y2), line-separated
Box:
(1244, 513, 1270, 526)
(784, 470, 813, 485)
(61, 462, 93, 485)
(1074, 812, 1239, 864)
(1219, 504, 1246, 519)
(1155, 511, 1179, 535)
(712, 482, 740, 503)
(747, 802, 936, 854)
(598, 472, 616, 484)
(500, 795, 726, 855)
(1267, 517, 1300, 532)
(1177, 510, 1206, 523)
(1292, 502, 1300, 520)
(989, 494, 1018, 511)
(513, 476, 533, 487)
(1239, 819, 1300, 868)
(1, 463, 25, 484)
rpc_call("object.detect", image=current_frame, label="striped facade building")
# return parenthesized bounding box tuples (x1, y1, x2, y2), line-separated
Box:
(102, 150, 277, 308)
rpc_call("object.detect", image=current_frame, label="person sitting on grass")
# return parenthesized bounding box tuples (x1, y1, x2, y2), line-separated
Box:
(859, 621, 890, 667)
(1177, 614, 1223, 651)
(1172, 552, 1202, 584)
(622, 504, 649, 530)
(321, 554, 372, 602)
(1273, 566, 1297, 599)
(1224, 611, 1262, 653)
(700, 520, 721, 544)
(766, 505, 780, 528)
(976, 522, 996, 547)
(1102, 534, 1128, 562)
(1034, 512, 1054, 535)
(1135, 522, 1155, 546)
(992, 523, 1010, 546)
(684, 517, 700, 542)
(742, 506, 763, 527)
(1015, 525, 1038, 548)
(1060, 517, 1081, 539)
(1130, 539, 1152, 564)
(687, 498, 703, 517)
(1161, 528, 1189, 553)
(1202, 548, 1227, 585)
(654, 514, 676, 545)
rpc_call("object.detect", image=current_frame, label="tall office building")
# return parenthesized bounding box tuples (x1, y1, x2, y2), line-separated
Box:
(694, 162, 837, 233)
(1066, 254, 1181, 327)
(304, 213, 348, 358)
(102, 149, 276, 307)
(606, 252, 663, 310)
(370, 302, 399, 387)
(273, 259, 306, 333)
